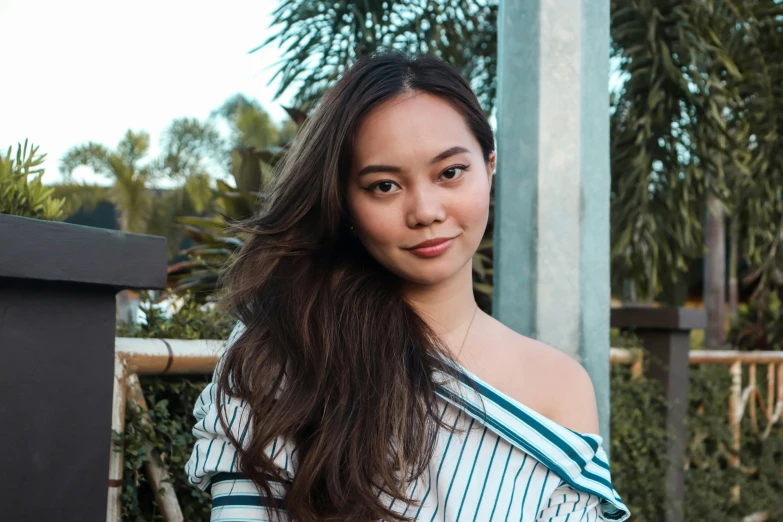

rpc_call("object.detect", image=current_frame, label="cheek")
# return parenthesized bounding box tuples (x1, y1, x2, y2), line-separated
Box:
(462, 194, 490, 222)
(348, 196, 400, 246)
(361, 213, 398, 245)
(454, 180, 491, 228)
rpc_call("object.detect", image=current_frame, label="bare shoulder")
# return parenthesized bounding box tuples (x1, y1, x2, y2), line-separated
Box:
(471, 315, 599, 434)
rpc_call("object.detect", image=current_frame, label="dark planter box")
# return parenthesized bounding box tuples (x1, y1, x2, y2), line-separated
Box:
(0, 214, 166, 522)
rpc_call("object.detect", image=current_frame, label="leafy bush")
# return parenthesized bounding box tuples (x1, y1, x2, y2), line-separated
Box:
(0, 140, 66, 220)
(684, 362, 783, 522)
(117, 292, 234, 522)
(728, 293, 783, 351)
(119, 296, 783, 521)
(609, 361, 668, 521)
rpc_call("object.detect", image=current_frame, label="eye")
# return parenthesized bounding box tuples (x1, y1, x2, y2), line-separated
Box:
(367, 180, 402, 194)
(441, 164, 470, 181)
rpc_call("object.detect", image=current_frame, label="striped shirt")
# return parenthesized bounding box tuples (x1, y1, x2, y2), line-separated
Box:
(186, 324, 630, 522)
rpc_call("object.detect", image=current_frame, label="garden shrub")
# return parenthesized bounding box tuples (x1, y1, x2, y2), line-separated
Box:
(117, 292, 233, 522)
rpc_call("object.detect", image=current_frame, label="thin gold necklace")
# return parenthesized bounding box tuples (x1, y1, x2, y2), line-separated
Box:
(455, 304, 479, 360)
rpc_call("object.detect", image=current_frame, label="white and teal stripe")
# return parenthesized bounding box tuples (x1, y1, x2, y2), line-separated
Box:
(186, 324, 631, 521)
(432, 361, 629, 521)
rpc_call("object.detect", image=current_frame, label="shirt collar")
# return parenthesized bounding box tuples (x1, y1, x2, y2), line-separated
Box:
(434, 361, 631, 521)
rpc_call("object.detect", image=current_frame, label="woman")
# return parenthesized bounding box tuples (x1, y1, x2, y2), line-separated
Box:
(186, 52, 630, 522)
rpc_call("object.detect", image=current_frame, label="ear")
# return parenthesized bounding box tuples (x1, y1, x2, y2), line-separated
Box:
(487, 151, 496, 181)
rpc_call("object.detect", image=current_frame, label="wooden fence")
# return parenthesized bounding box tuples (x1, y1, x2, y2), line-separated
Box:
(107, 338, 783, 522)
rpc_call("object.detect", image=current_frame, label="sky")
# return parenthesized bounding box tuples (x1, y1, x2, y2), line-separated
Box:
(0, 0, 296, 185)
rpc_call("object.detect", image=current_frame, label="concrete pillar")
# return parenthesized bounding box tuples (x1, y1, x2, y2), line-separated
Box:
(493, 0, 612, 444)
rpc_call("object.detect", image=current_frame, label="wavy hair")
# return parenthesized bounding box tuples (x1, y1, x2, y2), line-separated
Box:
(214, 51, 495, 522)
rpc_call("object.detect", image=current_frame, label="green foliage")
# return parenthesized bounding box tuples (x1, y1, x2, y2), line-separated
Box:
(610, 0, 783, 301)
(168, 107, 307, 299)
(147, 181, 219, 260)
(50, 183, 110, 217)
(234, 105, 280, 151)
(609, 359, 783, 522)
(609, 362, 668, 521)
(211, 94, 288, 151)
(121, 375, 213, 522)
(117, 291, 234, 521)
(116, 290, 235, 340)
(277, 118, 299, 146)
(727, 292, 783, 351)
(610, 326, 783, 521)
(683, 364, 739, 521)
(160, 118, 225, 184)
(685, 363, 783, 522)
(61, 131, 156, 233)
(256, 0, 497, 114)
(166, 149, 270, 299)
(0, 140, 67, 220)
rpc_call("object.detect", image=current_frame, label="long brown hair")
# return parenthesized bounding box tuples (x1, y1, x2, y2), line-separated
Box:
(214, 51, 495, 522)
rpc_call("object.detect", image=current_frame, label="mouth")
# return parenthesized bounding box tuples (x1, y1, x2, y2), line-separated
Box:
(406, 237, 456, 258)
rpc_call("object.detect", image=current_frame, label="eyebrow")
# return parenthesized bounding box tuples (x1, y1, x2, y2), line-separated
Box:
(356, 146, 471, 177)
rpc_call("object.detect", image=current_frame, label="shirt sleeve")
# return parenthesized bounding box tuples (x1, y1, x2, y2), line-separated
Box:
(536, 481, 611, 522)
(185, 321, 296, 522)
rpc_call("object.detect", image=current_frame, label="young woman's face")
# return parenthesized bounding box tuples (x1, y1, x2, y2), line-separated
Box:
(346, 91, 495, 285)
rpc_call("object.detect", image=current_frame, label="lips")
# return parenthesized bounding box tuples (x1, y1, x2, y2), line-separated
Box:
(409, 237, 453, 249)
(406, 236, 456, 258)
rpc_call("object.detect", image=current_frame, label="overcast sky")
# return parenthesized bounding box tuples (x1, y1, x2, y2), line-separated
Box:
(0, 0, 295, 184)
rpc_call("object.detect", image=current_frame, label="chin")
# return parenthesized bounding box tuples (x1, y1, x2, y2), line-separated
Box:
(395, 259, 464, 286)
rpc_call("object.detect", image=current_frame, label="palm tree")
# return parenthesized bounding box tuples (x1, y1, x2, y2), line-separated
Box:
(254, 1, 497, 115)
(61, 130, 156, 233)
(62, 120, 226, 252)
(210, 94, 283, 150)
(611, 0, 783, 347)
(151, 117, 226, 258)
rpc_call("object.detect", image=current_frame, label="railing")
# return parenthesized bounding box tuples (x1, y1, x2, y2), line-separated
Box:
(109, 339, 224, 522)
(610, 347, 783, 445)
(107, 339, 783, 522)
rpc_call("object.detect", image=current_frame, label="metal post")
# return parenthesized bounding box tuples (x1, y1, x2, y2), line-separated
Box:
(611, 306, 706, 522)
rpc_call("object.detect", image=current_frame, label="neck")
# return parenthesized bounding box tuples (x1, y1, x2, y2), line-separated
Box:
(401, 261, 478, 356)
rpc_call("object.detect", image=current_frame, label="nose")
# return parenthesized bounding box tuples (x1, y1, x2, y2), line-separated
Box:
(406, 183, 446, 228)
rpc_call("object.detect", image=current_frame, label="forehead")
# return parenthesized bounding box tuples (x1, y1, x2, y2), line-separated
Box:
(352, 92, 476, 164)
